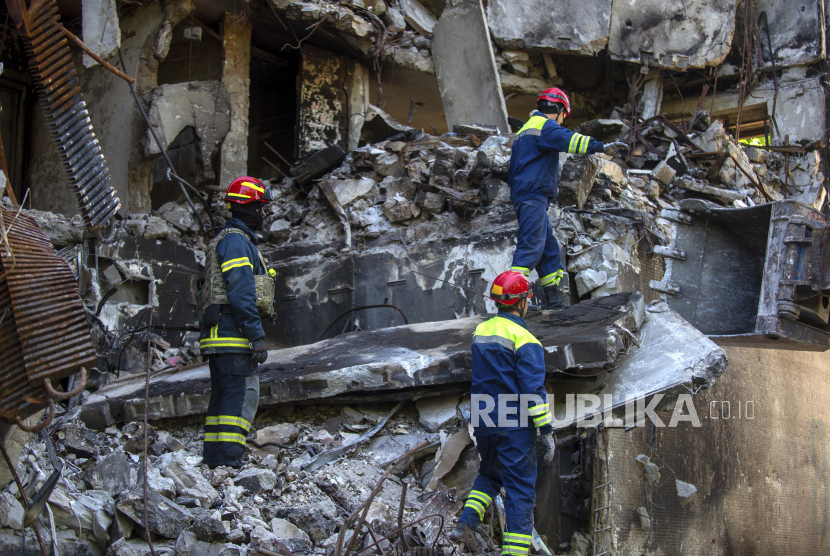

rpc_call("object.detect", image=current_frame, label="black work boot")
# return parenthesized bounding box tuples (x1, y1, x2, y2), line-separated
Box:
(543, 284, 569, 311)
(449, 522, 482, 552)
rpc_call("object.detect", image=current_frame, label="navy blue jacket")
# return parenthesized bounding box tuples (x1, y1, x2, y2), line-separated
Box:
(470, 312, 553, 437)
(509, 111, 605, 207)
(199, 219, 266, 354)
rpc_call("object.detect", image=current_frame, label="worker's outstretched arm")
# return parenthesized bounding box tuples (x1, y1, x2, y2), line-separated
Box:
(515, 341, 553, 434)
(216, 234, 265, 342)
(538, 120, 605, 155)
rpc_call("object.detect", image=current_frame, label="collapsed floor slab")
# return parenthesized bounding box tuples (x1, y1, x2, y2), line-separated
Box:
(80, 293, 726, 434)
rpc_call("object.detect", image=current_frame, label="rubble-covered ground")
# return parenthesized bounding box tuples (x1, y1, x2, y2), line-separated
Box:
(1, 396, 494, 556)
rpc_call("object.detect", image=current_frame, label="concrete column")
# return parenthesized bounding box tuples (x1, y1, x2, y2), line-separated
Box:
(345, 61, 370, 151)
(639, 69, 664, 120)
(433, 0, 509, 133)
(219, 13, 252, 187)
(296, 45, 347, 157)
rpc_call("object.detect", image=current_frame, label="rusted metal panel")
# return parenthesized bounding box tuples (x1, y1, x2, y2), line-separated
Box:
(8, 0, 120, 230)
(0, 209, 95, 422)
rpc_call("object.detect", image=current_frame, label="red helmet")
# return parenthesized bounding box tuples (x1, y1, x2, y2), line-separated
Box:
(490, 271, 533, 306)
(537, 87, 571, 117)
(224, 177, 273, 205)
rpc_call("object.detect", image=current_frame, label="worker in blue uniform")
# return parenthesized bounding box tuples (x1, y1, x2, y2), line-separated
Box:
(449, 271, 556, 553)
(199, 176, 276, 469)
(509, 87, 627, 309)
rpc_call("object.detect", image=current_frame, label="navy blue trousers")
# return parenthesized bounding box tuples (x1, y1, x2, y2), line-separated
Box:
(511, 198, 565, 287)
(202, 353, 259, 468)
(459, 428, 537, 555)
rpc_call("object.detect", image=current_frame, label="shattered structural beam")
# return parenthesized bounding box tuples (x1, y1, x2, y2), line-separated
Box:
(433, 0, 509, 132)
(80, 294, 726, 434)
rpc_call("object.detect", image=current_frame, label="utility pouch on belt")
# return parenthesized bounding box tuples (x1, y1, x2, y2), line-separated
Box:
(200, 229, 276, 319)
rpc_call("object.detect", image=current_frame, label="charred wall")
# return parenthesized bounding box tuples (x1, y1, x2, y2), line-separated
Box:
(604, 346, 830, 555)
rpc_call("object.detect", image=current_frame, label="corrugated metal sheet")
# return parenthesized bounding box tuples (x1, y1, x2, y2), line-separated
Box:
(0, 209, 95, 422)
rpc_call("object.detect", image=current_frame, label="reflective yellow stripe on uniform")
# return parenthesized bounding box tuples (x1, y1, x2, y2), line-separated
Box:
(516, 115, 548, 139)
(503, 532, 532, 554)
(540, 270, 564, 286)
(199, 337, 251, 349)
(464, 498, 486, 519)
(511, 266, 531, 277)
(528, 403, 549, 416)
(474, 315, 542, 351)
(534, 412, 553, 427)
(221, 257, 253, 272)
(205, 415, 253, 431)
(204, 432, 247, 445)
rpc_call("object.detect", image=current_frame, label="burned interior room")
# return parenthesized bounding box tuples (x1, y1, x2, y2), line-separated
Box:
(1, 0, 830, 555)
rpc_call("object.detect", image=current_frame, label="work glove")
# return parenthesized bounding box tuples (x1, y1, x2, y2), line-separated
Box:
(603, 141, 628, 156)
(251, 338, 268, 364)
(540, 434, 556, 464)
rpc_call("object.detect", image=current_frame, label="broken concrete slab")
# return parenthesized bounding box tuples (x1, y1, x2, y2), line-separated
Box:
(487, 0, 611, 56)
(428, 427, 472, 489)
(433, 0, 509, 132)
(271, 518, 312, 553)
(0, 492, 24, 530)
(157, 451, 219, 508)
(401, 0, 437, 36)
(80, 293, 725, 438)
(82, 0, 121, 68)
(550, 301, 728, 430)
(676, 479, 698, 506)
(116, 489, 193, 539)
(142, 81, 231, 183)
(415, 395, 459, 431)
(609, 0, 736, 69)
(368, 432, 438, 467)
(328, 177, 376, 206)
(558, 154, 599, 209)
(234, 468, 277, 494)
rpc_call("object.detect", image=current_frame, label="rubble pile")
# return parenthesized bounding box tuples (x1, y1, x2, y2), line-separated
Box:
(12, 108, 819, 306)
(582, 107, 827, 211)
(1, 398, 487, 556)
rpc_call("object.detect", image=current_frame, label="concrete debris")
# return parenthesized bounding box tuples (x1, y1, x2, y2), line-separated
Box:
(234, 468, 277, 493)
(642, 462, 661, 484)
(271, 517, 312, 552)
(0, 492, 24, 530)
(676, 479, 698, 506)
(637, 506, 651, 529)
(142, 81, 232, 183)
(82, 0, 121, 68)
(415, 395, 460, 432)
(116, 489, 194, 539)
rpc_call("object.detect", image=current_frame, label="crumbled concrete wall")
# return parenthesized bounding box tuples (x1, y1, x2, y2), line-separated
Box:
(142, 81, 231, 183)
(218, 13, 252, 187)
(82, 0, 121, 68)
(758, 0, 826, 68)
(609, 0, 737, 69)
(661, 70, 826, 143)
(605, 345, 830, 555)
(296, 45, 347, 157)
(487, 0, 611, 56)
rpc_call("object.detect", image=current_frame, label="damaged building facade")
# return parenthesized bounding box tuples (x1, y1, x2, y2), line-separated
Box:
(1, 0, 830, 555)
